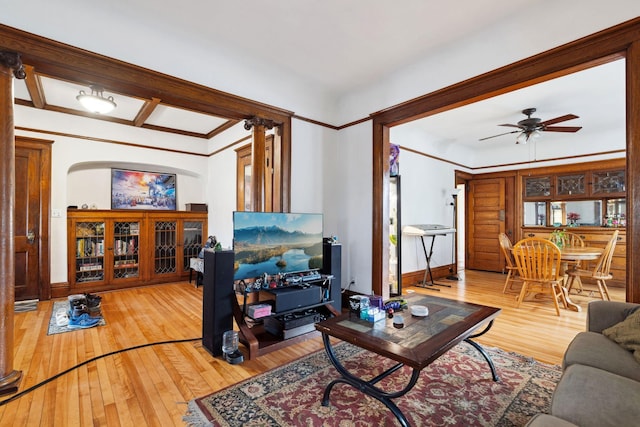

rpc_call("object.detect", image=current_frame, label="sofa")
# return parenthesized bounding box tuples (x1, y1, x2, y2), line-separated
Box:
(527, 300, 640, 427)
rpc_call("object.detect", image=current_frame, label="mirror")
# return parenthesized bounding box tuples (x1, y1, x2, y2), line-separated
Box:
(550, 200, 603, 227)
(606, 198, 627, 226)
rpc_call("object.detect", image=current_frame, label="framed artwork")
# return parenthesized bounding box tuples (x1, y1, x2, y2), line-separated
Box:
(111, 168, 176, 210)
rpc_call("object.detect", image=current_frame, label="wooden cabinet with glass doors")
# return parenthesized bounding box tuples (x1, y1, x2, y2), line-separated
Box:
(147, 212, 207, 283)
(68, 210, 206, 293)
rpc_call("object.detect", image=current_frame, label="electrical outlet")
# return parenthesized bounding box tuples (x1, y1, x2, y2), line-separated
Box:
(51, 209, 62, 218)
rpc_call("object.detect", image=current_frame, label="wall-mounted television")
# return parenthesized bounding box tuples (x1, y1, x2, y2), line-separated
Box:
(111, 168, 176, 210)
(233, 211, 323, 281)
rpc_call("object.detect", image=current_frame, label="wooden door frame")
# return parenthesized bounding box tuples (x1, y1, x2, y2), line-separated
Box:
(371, 18, 640, 303)
(16, 136, 52, 300)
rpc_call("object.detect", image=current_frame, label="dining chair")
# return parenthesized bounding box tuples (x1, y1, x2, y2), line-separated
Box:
(558, 232, 585, 248)
(498, 233, 520, 293)
(551, 231, 585, 269)
(512, 237, 567, 316)
(565, 230, 619, 301)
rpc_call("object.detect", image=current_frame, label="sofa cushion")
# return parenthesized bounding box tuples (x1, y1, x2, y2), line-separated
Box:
(551, 364, 640, 427)
(602, 306, 640, 363)
(525, 413, 577, 427)
(563, 331, 640, 382)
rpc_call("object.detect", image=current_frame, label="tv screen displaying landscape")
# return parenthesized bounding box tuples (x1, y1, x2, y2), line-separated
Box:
(233, 211, 323, 281)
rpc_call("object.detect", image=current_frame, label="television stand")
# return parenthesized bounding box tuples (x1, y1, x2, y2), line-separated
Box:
(233, 278, 340, 360)
(202, 241, 342, 360)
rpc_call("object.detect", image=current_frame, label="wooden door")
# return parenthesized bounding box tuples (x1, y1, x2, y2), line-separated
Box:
(14, 138, 51, 301)
(467, 178, 505, 272)
(236, 134, 276, 212)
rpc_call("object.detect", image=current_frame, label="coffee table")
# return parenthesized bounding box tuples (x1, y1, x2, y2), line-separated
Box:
(315, 294, 501, 427)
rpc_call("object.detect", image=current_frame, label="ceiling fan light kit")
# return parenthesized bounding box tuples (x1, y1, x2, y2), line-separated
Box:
(480, 107, 582, 143)
(76, 85, 117, 114)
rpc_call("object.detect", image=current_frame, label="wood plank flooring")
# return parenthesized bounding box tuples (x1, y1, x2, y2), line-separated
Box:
(1, 270, 625, 426)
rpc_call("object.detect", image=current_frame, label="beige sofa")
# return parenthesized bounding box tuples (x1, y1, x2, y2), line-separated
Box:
(527, 300, 640, 427)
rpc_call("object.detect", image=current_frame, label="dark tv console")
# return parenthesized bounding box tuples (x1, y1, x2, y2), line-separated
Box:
(202, 241, 342, 360)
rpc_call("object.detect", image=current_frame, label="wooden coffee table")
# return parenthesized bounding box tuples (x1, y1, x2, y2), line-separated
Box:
(315, 294, 501, 427)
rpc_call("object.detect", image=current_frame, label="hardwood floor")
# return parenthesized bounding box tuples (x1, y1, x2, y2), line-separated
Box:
(1, 270, 625, 426)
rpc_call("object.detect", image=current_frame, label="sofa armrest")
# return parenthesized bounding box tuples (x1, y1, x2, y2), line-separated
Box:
(586, 300, 639, 333)
(551, 364, 640, 427)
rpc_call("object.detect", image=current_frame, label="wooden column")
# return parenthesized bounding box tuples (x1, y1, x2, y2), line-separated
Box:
(0, 51, 24, 396)
(244, 117, 276, 212)
(626, 40, 640, 304)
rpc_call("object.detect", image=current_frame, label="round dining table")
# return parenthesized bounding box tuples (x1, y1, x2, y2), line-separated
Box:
(559, 246, 603, 311)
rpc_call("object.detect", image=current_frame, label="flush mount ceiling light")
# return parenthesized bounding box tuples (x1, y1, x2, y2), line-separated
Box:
(76, 85, 117, 114)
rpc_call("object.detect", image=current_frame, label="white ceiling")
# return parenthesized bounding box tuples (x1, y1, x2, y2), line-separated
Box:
(400, 59, 626, 149)
(5, 0, 636, 147)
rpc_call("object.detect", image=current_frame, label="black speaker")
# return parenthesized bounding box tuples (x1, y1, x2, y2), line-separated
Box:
(321, 241, 342, 312)
(265, 285, 324, 313)
(202, 250, 234, 356)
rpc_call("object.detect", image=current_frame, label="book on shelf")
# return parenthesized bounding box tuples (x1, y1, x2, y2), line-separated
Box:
(79, 263, 103, 272)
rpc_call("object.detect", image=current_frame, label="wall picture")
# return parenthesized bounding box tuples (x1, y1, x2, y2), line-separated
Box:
(111, 169, 176, 210)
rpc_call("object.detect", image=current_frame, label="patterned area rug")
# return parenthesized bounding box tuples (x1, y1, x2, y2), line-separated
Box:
(47, 300, 106, 335)
(184, 342, 561, 426)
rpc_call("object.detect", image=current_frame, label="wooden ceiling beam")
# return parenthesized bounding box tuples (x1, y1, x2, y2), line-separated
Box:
(207, 119, 240, 139)
(0, 24, 293, 123)
(22, 64, 45, 109)
(134, 97, 161, 127)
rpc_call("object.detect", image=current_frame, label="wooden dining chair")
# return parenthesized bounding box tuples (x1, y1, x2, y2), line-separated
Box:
(512, 237, 566, 316)
(498, 233, 520, 293)
(558, 232, 585, 248)
(565, 230, 619, 301)
(551, 230, 585, 269)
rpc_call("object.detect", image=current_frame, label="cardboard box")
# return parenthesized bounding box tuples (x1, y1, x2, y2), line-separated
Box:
(185, 203, 208, 212)
(247, 303, 272, 319)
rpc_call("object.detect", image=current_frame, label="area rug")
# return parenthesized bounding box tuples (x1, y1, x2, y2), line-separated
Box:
(184, 342, 561, 427)
(47, 300, 106, 335)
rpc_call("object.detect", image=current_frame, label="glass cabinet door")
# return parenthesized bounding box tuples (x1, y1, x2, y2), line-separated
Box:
(556, 173, 587, 197)
(592, 170, 626, 195)
(154, 221, 177, 275)
(112, 221, 140, 280)
(74, 221, 105, 283)
(524, 176, 552, 199)
(182, 221, 203, 273)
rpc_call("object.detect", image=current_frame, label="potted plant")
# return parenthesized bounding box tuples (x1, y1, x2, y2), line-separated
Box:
(567, 212, 580, 226)
(550, 229, 567, 248)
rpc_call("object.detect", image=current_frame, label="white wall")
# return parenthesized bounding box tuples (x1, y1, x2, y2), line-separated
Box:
(15, 107, 209, 284)
(390, 126, 460, 275)
(332, 122, 373, 294)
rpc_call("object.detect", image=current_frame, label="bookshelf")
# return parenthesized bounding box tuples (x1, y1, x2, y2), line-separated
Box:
(66, 210, 206, 294)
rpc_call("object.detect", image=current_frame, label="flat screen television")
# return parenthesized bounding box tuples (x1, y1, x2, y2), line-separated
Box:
(111, 168, 176, 210)
(232, 211, 323, 281)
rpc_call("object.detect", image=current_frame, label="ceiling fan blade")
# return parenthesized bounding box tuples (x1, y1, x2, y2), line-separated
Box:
(540, 114, 579, 126)
(498, 123, 523, 129)
(543, 126, 582, 133)
(478, 130, 520, 141)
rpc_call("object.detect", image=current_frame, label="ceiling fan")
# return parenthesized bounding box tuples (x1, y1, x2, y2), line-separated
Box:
(479, 107, 582, 143)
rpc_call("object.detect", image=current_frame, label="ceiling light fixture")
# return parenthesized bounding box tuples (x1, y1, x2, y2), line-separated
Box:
(516, 129, 541, 144)
(76, 85, 117, 114)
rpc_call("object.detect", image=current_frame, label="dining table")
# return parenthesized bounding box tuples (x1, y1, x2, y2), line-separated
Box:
(559, 246, 604, 311)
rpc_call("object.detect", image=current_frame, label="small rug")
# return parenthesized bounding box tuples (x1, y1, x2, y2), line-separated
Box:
(14, 299, 38, 313)
(185, 342, 561, 427)
(47, 300, 106, 335)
